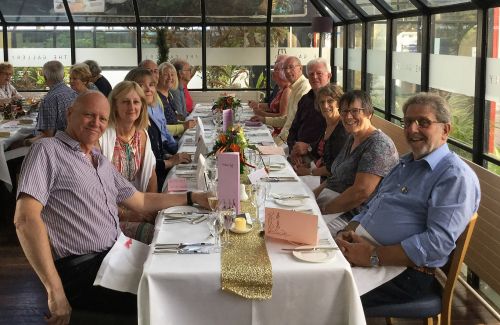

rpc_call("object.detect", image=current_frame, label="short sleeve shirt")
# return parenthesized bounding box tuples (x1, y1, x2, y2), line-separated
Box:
(36, 82, 77, 132)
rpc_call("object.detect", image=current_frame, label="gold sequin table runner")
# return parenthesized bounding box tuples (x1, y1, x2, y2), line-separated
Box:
(220, 196, 273, 299)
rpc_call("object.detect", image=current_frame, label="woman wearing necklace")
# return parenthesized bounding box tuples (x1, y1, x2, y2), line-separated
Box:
(313, 90, 399, 235)
(0, 62, 22, 105)
(294, 84, 348, 178)
(157, 62, 196, 137)
(99, 81, 157, 243)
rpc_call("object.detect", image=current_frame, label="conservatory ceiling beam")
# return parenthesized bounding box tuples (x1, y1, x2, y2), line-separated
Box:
(367, 0, 392, 19)
(339, 0, 367, 22)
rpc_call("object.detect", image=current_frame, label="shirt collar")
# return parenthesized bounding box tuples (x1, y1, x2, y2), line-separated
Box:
(402, 143, 450, 170)
(56, 131, 102, 159)
(289, 75, 306, 90)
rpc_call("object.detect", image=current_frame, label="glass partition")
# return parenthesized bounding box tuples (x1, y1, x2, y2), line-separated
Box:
(347, 23, 362, 90)
(334, 26, 344, 88)
(75, 26, 137, 87)
(430, 11, 477, 147)
(391, 17, 422, 117)
(206, 26, 267, 89)
(0, 0, 68, 23)
(367, 20, 387, 109)
(485, 7, 500, 174)
(141, 27, 202, 89)
(8, 26, 71, 91)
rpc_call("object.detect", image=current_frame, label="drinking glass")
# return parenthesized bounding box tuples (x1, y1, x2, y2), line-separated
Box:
(207, 181, 219, 212)
(207, 213, 222, 253)
(220, 208, 235, 247)
(206, 157, 218, 182)
(21, 100, 30, 116)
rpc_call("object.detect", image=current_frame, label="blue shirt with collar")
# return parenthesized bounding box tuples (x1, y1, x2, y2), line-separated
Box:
(147, 101, 178, 154)
(352, 143, 480, 268)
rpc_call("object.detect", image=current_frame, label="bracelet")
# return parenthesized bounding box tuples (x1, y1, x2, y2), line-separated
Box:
(186, 191, 194, 206)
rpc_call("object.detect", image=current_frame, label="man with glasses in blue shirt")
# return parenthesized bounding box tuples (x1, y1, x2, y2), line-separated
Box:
(336, 92, 480, 307)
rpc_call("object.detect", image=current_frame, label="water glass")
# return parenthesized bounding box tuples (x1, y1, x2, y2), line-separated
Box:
(207, 213, 222, 253)
(219, 208, 235, 247)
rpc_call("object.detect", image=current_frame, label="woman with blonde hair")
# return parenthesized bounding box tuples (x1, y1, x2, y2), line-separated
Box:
(0, 62, 22, 104)
(69, 63, 96, 94)
(157, 62, 195, 137)
(99, 81, 157, 243)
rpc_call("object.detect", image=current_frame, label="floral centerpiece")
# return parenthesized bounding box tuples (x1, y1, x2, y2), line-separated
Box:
(207, 126, 261, 174)
(212, 94, 241, 113)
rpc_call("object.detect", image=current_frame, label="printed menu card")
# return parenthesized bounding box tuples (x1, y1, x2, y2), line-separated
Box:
(264, 208, 318, 245)
(217, 152, 240, 212)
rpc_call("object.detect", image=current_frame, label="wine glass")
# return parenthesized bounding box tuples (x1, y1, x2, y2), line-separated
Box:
(207, 213, 222, 253)
(220, 208, 235, 247)
(21, 99, 31, 116)
(206, 157, 218, 182)
(207, 181, 219, 212)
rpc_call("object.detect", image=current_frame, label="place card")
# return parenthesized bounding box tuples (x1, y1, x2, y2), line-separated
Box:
(195, 117, 205, 142)
(248, 167, 268, 184)
(167, 178, 187, 192)
(222, 109, 233, 132)
(196, 154, 207, 190)
(217, 152, 240, 212)
(257, 145, 286, 156)
(193, 136, 208, 163)
(264, 208, 318, 245)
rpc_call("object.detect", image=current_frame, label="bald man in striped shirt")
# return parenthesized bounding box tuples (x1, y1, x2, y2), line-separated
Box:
(14, 91, 209, 324)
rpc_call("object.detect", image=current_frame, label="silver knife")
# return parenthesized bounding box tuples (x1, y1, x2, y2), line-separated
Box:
(155, 242, 214, 248)
(281, 247, 339, 252)
(153, 249, 210, 254)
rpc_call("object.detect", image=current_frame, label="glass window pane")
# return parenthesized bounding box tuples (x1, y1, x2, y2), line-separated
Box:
(392, 17, 422, 117)
(70, 0, 135, 23)
(272, 1, 322, 24)
(430, 11, 477, 147)
(380, 0, 416, 12)
(334, 26, 344, 88)
(8, 26, 71, 91)
(139, 0, 201, 23)
(141, 27, 202, 90)
(347, 24, 362, 90)
(324, 0, 357, 20)
(0, 0, 68, 23)
(207, 26, 267, 89)
(352, 0, 381, 16)
(367, 20, 386, 109)
(421, 0, 471, 7)
(206, 0, 267, 23)
(75, 26, 137, 87)
(485, 7, 500, 162)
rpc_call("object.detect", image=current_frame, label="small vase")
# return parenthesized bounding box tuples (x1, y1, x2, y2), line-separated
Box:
(240, 184, 249, 201)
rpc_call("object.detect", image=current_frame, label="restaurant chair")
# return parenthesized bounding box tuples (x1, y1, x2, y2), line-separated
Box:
(364, 213, 478, 325)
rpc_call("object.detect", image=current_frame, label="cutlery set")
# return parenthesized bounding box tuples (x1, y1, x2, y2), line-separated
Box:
(153, 242, 213, 254)
(162, 213, 209, 224)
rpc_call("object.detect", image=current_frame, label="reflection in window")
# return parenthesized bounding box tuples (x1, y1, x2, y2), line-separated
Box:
(367, 21, 387, 109)
(138, 0, 201, 23)
(380, 0, 416, 12)
(8, 26, 71, 91)
(430, 11, 477, 147)
(207, 26, 267, 89)
(0, 0, 68, 23)
(352, 0, 381, 16)
(70, 0, 136, 24)
(420, 0, 470, 7)
(272, 1, 321, 24)
(205, 0, 267, 23)
(391, 17, 422, 117)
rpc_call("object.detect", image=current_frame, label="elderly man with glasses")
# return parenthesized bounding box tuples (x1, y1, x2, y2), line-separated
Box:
(335, 92, 480, 309)
(253, 56, 311, 146)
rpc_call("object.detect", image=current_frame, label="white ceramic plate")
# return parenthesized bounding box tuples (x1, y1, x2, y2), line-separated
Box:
(268, 163, 286, 171)
(292, 246, 336, 263)
(230, 223, 253, 234)
(161, 206, 199, 218)
(274, 198, 305, 207)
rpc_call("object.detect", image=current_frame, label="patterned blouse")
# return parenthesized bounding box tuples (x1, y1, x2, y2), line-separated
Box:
(112, 130, 143, 181)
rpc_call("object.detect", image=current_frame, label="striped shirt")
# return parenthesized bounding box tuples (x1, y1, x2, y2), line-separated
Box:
(17, 131, 137, 260)
(36, 82, 77, 132)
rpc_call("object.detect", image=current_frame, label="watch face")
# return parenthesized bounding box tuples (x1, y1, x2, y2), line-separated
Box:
(370, 254, 379, 267)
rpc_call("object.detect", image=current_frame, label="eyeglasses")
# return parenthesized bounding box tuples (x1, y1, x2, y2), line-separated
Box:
(308, 71, 324, 78)
(401, 117, 444, 129)
(283, 64, 300, 70)
(339, 108, 365, 116)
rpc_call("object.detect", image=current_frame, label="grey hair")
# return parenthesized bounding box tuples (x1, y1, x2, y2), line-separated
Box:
(402, 92, 451, 123)
(83, 60, 102, 77)
(306, 57, 331, 75)
(42, 60, 65, 83)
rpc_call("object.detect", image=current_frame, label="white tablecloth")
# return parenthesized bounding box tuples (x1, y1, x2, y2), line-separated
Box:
(0, 118, 34, 186)
(138, 104, 366, 325)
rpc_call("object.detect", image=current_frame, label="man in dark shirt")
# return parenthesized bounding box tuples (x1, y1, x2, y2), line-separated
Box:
(287, 58, 332, 166)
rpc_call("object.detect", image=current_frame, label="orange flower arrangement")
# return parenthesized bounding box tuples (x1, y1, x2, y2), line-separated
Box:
(208, 126, 260, 174)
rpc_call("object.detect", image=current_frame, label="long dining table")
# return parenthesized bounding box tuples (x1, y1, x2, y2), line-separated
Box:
(137, 104, 366, 325)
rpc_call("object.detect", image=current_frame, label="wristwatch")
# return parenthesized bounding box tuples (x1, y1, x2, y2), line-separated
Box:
(369, 248, 379, 267)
